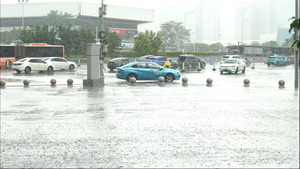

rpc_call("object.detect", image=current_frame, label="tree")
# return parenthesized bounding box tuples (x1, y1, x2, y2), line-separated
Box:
(289, 16, 300, 50)
(44, 10, 74, 26)
(261, 41, 278, 46)
(251, 41, 260, 46)
(160, 21, 190, 51)
(282, 36, 294, 47)
(106, 30, 123, 58)
(133, 30, 163, 56)
(0, 28, 22, 44)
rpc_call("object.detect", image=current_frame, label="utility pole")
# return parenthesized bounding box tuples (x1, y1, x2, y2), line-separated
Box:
(184, 11, 194, 55)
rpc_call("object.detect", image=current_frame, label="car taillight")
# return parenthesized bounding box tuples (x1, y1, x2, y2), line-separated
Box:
(114, 62, 118, 64)
(18, 63, 23, 65)
(184, 60, 188, 62)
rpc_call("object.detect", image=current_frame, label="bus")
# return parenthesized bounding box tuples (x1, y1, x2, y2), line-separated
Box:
(0, 43, 64, 67)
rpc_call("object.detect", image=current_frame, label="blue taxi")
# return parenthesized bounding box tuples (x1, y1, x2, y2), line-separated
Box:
(267, 54, 288, 66)
(116, 60, 181, 82)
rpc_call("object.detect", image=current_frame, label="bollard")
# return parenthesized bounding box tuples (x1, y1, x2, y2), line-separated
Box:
(182, 76, 188, 86)
(23, 79, 30, 87)
(67, 79, 73, 86)
(244, 78, 250, 87)
(206, 78, 213, 86)
(130, 77, 136, 86)
(50, 79, 57, 86)
(278, 80, 285, 88)
(212, 62, 216, 71)
(251, 58, 255, 69)
(0, 80, 6, 87)
(158, 76, 165, 85)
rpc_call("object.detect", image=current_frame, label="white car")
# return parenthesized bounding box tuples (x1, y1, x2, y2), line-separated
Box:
(219, 59, 246, 74)
(43, 57, 78, 71)
(12, 58, 54, 74)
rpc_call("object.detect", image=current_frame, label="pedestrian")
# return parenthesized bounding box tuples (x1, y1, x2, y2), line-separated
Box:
(163, 58, 172, 68)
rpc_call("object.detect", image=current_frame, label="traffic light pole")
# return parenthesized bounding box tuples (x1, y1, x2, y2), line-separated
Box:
(99, 0, 105, 84)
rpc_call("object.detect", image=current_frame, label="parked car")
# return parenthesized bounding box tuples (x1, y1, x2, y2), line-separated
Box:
(138, 55, 178, 69)
(12, 58, 54, 74)
(177, 54, 206, 70)
(219, 58, 246, 74)
(107, 57, 135, 71)
(238, 56, 252, 66)
(43, 57, 78, 71)
(266, 54, 288, 66)
(116, 60, 181, 82)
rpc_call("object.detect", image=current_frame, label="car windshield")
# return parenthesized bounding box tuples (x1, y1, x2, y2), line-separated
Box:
(223, 60, 237, 64)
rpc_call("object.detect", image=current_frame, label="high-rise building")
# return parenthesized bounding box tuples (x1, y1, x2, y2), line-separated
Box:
(235, 0, 294, 44)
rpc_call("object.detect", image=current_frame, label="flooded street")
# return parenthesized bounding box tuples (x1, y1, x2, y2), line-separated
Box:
(1, 63, 299, 168)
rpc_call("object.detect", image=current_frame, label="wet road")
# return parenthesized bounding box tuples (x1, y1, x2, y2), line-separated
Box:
(0, 62, 299, 168)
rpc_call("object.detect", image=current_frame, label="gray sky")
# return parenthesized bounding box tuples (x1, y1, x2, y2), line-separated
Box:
(1, 0, 240, 37)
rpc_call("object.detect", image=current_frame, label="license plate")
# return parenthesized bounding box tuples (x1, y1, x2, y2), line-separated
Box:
(224, 69, 228, 71)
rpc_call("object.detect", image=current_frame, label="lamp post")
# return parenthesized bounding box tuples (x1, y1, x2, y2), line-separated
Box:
(241, 19, 249, 44)
(184, 11, 194, 54)
(18, 0, 28, 29)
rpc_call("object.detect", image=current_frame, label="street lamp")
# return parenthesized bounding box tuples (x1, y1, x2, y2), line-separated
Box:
(184, 11, 194, 54)
(18, 0, 28, 29)
(241, 19, 249, 44)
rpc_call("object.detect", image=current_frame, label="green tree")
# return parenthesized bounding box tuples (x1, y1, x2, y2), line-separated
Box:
(19, 24, 35, 43)
(282, 36, 293, 47)
(160, 21, 190, 51)
(251, 41, 260, 46)
(261, 41, 278, 46)
(289, 16, 300, 49)
(210, 42, 223, 52)
(44, 10, 74, 26)
(106, 30, 123, 58)
(0, 28, 22, 44)
(133, 30, 163, 56)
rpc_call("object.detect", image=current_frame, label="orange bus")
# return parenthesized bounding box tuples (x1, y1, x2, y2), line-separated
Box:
(0, 43, 64, 67)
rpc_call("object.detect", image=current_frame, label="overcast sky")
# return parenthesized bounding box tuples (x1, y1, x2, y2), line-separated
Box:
(1, 0, 240, 36)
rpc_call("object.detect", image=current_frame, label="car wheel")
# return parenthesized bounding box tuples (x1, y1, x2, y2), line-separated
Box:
(127, 73, 137, 82)
(16, 70, 21, 73)
(165, 73, 174, 82)
(69, 64, 75, 71)
(235, 67, 238, 74)
(242, 66, 245, 73)
(267, 63, 270, 66)
(25, 67, 31, 74)
(220, 71, 223, 74)
(47, 66, 54, 74)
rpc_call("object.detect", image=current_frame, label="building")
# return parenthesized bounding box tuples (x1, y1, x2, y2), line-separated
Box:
(235, 0, 294, 44)
(0, 1, 154, 48)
